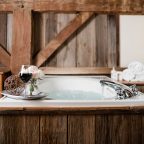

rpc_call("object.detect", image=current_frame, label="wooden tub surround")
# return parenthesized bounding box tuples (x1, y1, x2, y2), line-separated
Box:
(0, 103, 144, 144)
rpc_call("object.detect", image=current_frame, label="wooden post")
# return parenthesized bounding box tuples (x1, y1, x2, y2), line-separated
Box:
(11, 8, 32, 74)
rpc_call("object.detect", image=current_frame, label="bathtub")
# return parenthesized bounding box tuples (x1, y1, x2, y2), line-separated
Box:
(0, 76, 144, 108)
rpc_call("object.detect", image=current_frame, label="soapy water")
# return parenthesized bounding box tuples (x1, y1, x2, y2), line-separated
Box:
(46, 90, 103, 100)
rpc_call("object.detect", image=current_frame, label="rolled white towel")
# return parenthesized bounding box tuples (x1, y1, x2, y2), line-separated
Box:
(133, 72, 144, 81)
(122, 69, 135, 81)
(128, 61, 144, 74)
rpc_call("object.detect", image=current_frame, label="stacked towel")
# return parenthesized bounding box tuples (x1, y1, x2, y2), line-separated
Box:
(122, 61, 144, 81)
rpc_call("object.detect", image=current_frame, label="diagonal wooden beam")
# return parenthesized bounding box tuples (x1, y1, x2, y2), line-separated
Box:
(0, 45, 10, 68)
(34, 12, 94, 67)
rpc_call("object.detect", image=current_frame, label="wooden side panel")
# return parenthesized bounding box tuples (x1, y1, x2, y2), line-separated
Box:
(68, 115, 95, 144)
(0, 115, 39, 144)
(130, 115, 142, 144)
(11, 9, 32, 74)
(40, 115, 67, 144)
(95, 115, 108, 144)
(77, 15, 96, 67)
(57, 14, 76, 67)
(0, 75, 2, 96)
(142, 115, 144, 144)
(107, 115, 130, 144)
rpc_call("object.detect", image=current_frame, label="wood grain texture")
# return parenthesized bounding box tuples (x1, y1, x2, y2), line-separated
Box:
(68, 115, 95, 144)
(95, 115, 108, 144)
(0, 13, 8, 67)
(108, 115, 130, 144)
(40, 67, 125, 75)
(0, 2, 13, 12)
(34, 12, 94, 67)
(95, 15, 108, 67)
(0, 115, 39, 144)
(0, 46, 10, 68)
(40, 115, 67, 144)
(7, 14, 13, 53)
(33, 0, 144, 14)
(11, 9, 32, 74)
(77, 15, 96, 67)
(107, 15, 118, 67)
(130, 115, 142, 144)
(43, 13, 57, 66)
(142, 115, 144, 144)
(0, 75, 2, 96)
(0, 13, 7, 48)
(57, 14, 76, 67)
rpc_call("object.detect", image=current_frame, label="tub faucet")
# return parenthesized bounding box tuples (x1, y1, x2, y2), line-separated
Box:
(100, 80, 138, 99)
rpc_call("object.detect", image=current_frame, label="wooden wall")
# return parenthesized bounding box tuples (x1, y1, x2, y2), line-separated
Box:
(0, 13, 119, 68)
(33, 13, 119, 67)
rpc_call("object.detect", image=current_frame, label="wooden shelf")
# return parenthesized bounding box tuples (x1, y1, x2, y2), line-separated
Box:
(118, 80, 144, 86)
(40, 67, 125, 75)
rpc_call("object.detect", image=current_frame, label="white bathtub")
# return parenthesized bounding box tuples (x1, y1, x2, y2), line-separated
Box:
(0, 76, 144, 107)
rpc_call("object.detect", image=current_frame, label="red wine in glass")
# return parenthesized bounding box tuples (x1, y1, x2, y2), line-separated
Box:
(20, 73, 32, 83)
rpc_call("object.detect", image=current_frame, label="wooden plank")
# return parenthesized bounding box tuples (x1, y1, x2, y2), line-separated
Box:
(77, 14, 96, 67)
(0, 46, 10, 68)
(68, 115, 95, 144)
(11, 9, 32, 74)
(0, 3, 13, 12)
(130, 115, 142, 144)
(7, 14, 13, 53)
(42, 13, 57, 66)
(57, 14, 76, 67)
(95, 115, 108, 144)
(40, 115, 67, 144)
(34, 12, 94, 67)
(0, 75, 2, 96)
(0, 115, 39, 144)
(108, 115, 130, 144)
(0, 13, 7, 48)
(33, 13, 43, 58)
(107, 15, 119, 67)
(40, 67, 125, 75)
(95, 15, 108, 67)
(33, 0, 144, 14)
(142, 115, 144, 144)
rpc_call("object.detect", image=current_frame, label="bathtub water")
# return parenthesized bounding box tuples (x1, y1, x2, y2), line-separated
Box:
(38, 76, 117, 100)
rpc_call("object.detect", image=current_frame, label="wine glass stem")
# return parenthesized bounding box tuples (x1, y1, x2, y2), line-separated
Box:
(24, 84, 27, 97)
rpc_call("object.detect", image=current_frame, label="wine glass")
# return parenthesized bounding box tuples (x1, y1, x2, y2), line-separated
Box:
(19, 65, 32, 97)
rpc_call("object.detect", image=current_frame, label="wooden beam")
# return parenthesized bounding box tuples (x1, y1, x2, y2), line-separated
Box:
(0, 46, 10, 68)
(0, 5, 13, 12)
(40, 67, 125, 75)
(11, 9, 32, 74)
(34, 12, 94, 67)
(33, 0, 144, 14)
